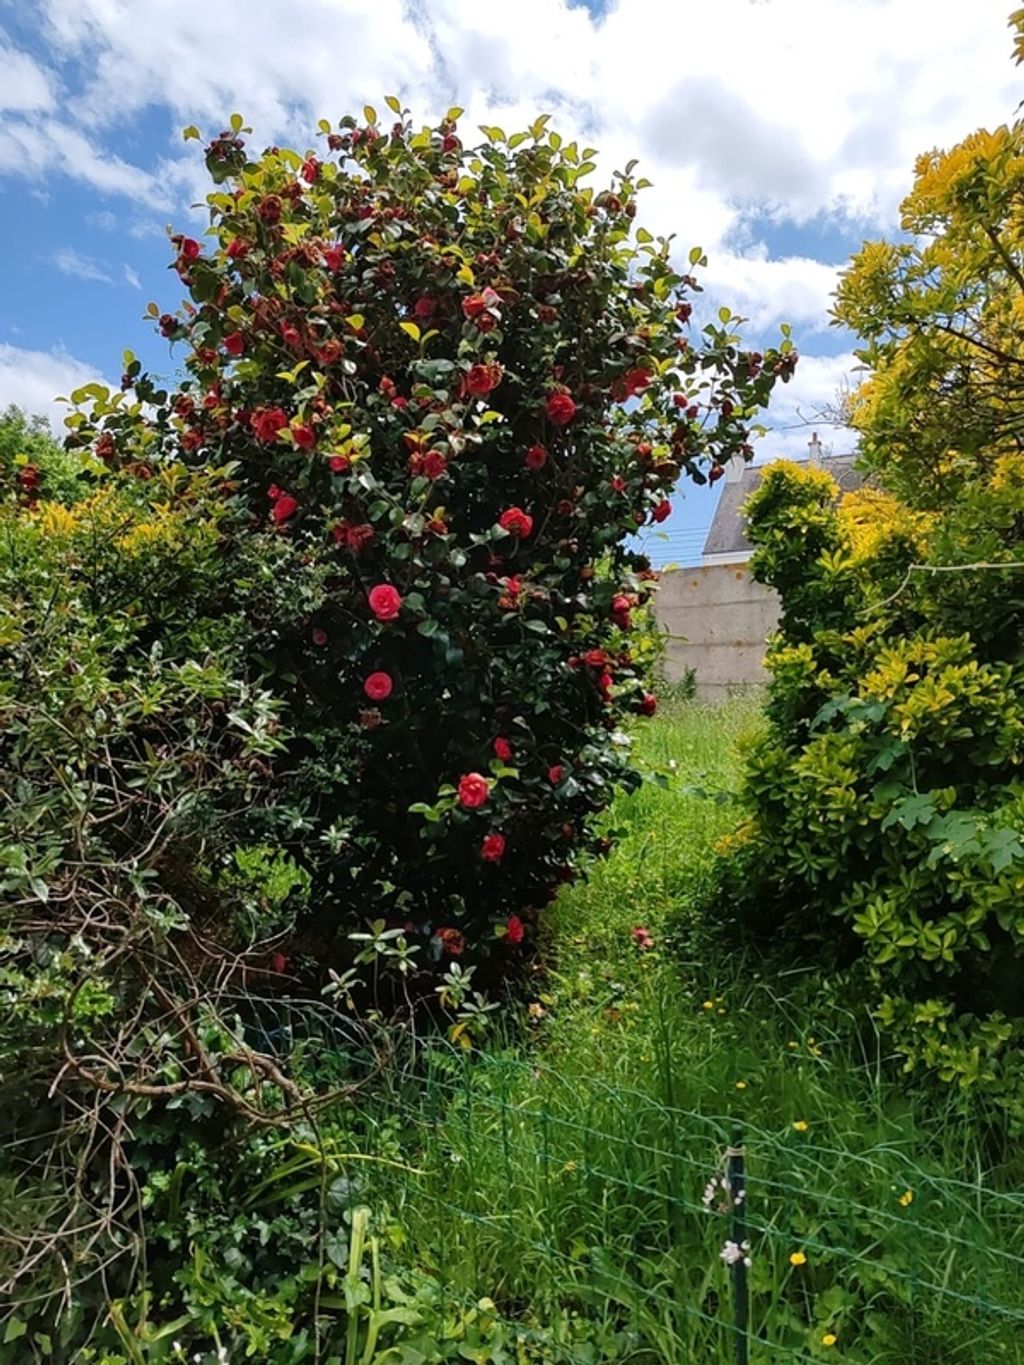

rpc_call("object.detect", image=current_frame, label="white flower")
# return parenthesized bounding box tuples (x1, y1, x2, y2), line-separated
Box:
(719, 1239, 752, 1268)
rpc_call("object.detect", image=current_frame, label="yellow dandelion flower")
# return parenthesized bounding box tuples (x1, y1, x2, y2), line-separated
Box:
(792, 1121, 809, 1132)
(789, 1251, 807, 1267)
(822, 1333, 838, 1347)
(702, 999, 715, 1010)
(899, 1190, 913, 1206)
(735, 1080, 748, 1090)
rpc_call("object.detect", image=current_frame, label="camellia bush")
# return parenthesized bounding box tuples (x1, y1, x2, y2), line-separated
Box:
(68, 103, 793, 962)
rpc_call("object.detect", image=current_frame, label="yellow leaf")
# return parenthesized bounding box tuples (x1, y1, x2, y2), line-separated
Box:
(399, 321, 421, 343)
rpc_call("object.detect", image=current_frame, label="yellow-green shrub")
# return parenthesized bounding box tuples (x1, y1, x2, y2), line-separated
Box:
(715, 459, 1024, 1124)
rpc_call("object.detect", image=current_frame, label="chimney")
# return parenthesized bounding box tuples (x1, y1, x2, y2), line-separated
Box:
(724, 453, 745, 484)
(808, 432, 823, 466)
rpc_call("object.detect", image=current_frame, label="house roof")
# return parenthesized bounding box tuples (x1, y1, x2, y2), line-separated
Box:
(702, 455, 865, 560)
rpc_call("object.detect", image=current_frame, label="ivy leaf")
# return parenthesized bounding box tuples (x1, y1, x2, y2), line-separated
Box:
(882, 793, 937, 832)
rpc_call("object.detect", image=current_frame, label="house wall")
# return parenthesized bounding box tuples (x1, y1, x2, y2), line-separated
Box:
(654, 562, 780, 700)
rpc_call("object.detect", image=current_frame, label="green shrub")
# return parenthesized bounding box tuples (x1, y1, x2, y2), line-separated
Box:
(713, 457, 1024, 1124)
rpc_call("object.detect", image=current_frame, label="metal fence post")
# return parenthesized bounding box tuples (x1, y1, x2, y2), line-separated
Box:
(727, 1140, 750, 1365)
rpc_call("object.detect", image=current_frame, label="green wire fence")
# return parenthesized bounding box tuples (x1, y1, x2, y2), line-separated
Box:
(314, 1038, 1024, 1365)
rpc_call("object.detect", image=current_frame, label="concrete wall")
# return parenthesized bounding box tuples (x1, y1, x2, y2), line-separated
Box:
(655, 562, 780, 700)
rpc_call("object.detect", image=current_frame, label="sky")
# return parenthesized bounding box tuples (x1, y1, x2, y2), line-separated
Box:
(0, 0, 1020, 563)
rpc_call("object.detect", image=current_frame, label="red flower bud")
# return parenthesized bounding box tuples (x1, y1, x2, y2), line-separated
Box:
(364, 671, 394, 701)
(481, 832, 506, 862)
(545, 390, 577, 426)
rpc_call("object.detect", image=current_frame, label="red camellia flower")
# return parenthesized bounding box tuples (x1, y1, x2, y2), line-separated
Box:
(639, 692, 658, 716)
(322, 243, 345, 270)
(583, 648, 609, 668)
(329, 454, 349, 473)
(597, 671, 614, 700)
(493, 737, 512, 761)
(436, 927, 465, 956)
(281, 323, 302, 349)
(481, 832, 506, 862)
(652, 499, 672, 523)
(223, 332, 245, 356)
(462, 287, 501, 321)
(499, 507, 533, 538)
(301, 156, 320, 183)
(506, 914, 525, 945)
(546, 390, 577, 426)
(497, 575, 523, 610)
(442, 132, 460, 153)
(226, 237, 249, 259)
(413, 294, 438, 319)
(625, 366, 652, 396)
(525, 444, 548, 470)
(364, 671, 394, 701)
(179, 237, 201, 261)
(419, 450, 447, 480)
(271, 952, 289, 973)
(611, 594, 632, 628)
(368, 584, 402, 621)
(709, 462, 725, 484)
(312, 628, 328, 646)
(291, 422, 316, 451)
(611, 475, 626, 493)
(632, 925, 654, 951)
(548, 765, 564, 785)
(253, 406, 289, 443)
(271, 492, 298, 524)
(256, 194, 283, 224)
(457, 773, 490, 809)
(464, 362, 502, 396)
(334, 521, 375, 553)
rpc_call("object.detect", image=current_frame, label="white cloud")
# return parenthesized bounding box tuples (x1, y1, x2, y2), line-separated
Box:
(123, 263, 141, 288)
(0, 39, 54, 112)
(52, 247, 113, 282)
(0, 342, 107, 428)
(704, 248, 841, 334)
(0, 114, 169, 204)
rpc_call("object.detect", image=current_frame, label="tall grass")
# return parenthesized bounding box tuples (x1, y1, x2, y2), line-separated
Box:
(347, 698, 1024, 1363)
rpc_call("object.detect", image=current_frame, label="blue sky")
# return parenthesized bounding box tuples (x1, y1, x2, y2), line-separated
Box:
(0, 0, 1019, 561)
